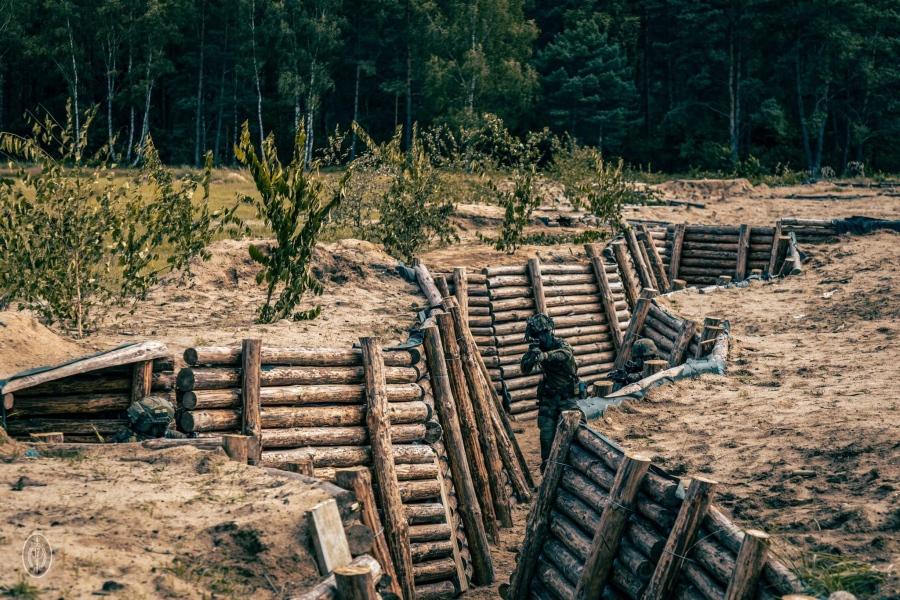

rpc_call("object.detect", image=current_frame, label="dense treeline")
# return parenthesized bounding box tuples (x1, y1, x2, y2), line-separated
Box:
(2, 0, 899, 175)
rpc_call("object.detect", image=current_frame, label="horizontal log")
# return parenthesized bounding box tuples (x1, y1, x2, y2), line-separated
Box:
(405, 503, 447, 525)
(468, 284, 488, 297)
(684, 233, 773, 245)
(492, 309, 538, 325)
(488, 285, 532, 300)
(543, 283, 624, 298)
(261, 444, 436, 468)
(414, 558, 458, 584)
(261, 424, 426, 448)
(494, 313, 616, 337)
(399, 479, 443, 503)
(415, 580, 457, 600)
(313, 463, 440, 483)
(496, 325, 613, 352)
(13, 372, 174, 398)
(473, 335, 497, 347)
(469, 316, 493, 328)
(411, 540, 454, 562)
(181, 383, 424, 410)
(469, 327, 494, 337)
(6, 418, 128, 436)
(11, 390, 176, 417)
(642, 323, 676, 353)
(684, 225, 773, 236)
(176, 365, 420, 391)
(679, 259, 738, 269)
(468, 306, 490, 316)
(683, 562, 726, 600)
(676, 242, 772, 254)
(490, 297, 536, 312)
(509, 409, 538, 422)
(648, 304, 682, 331)
(508, 388, 538, 403)
(409, 523, 453, 543)
(780, 218, 834, 227)
(503, 374, 543, 391)
(482, 265, 527, 277)
(468, 296, 490, 307)
(677, 267, 741, 277)
(182, 401, 429, 432)
(543, 273, 597, 286)
(509, 400, 539, 414)
(184, 347, 420, 367)
(488, 274, 531, 288)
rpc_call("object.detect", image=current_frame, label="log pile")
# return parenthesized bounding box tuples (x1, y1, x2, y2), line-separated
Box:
(662, 224, 778, 286)
(179, 342, 470, 600)
(779, 218, 837, 244)
(508, 418, 804, 600)
(2, 341, 175, 443)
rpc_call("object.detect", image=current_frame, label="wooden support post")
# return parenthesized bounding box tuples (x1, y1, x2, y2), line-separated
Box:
(734, 224, 751, 281)
(786, 232, 802, 275)
(30, 432, 64, 444)
(334, 564, 379, 600)
(3, 393, 12, 411)
(641, 477, 717, 600)
(222, 434, 257, 464)
(640, 288, 658, 300)
(613, 297, 653, 370)
(424, 322, 496, 582)
(360, 337, 416, 600)
(241, 339, 263, 465)
(445, 297, 534, 493)
(767, 220, 783, 275)
(637, 225, 670, 292)
(453, 267, 469, 325)
(611, 240, 640, 311)
(671, 279, 686, 291)
(716, 275, 732, 287)
(308, 498, 353, 575)
(434, 454, 470, 592)
(287, 459, 315, 476)
(669, 319, 697, 367)
(335, 468, 403, 599)
(642, 360, 669, 377)
(723, 529, 770, 600)
(586, 245, 624, 353)
(591, 381, 614, 397)
(131, 360, 154, 402)
(412, 259, 444, 308)
(624, 227, 655, 291)
(433, 274, 451, 298)
(695, 317, 723, 359)
(574, 454, 652, 600)
(669, 224, 686, 282)
(506, 412, 582, 600)
(527, 258, 548, 315)
(772, 236, 790, 275)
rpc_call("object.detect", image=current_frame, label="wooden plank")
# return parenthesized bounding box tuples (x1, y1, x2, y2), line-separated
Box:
(130, 360, 154, 402)
(734, 224, 751, 281)
(669, 320, 697, 367)
(586, 246, 624, 353)
(434, 454, 469, 592)
(642, 477, 718, 600)
(611, 240, 640, 311)
(241, 339, 262, 465)
(2, 341, 171, 394)
(506, 412, 582, 600)
(766, 221, 782, 275)
(307, 498, 352, 575)
(612, 297, 652, 370)
(361, 337, 417, 600)
(574, 454, 652, 600)
(453, 267, 469, 325)
(625, 226, 656, 290)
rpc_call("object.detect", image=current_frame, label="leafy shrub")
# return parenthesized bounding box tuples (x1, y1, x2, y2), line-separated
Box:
(235, 121, 351, 323)
(355, 124, 458, 263)
(0, 102, 237, 337)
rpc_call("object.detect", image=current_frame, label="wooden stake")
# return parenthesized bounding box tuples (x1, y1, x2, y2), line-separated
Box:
(642, 360, 669, 377)
(669, 319, 697, 367)
(334, 565, 379, 600)
(786, 232, 802, 275)
(424, 321, 496, 582)
(624, 226, 656, 291)
(724, 529, 770, 600)
(335, 468, 403, 599)
(222, 434, 256, 464)
(734, 224, 751, 281)
(574, 454, 652, 600)
(586, 246, 624, 353)
(767, 220, 783, 275)
(294, 555, 383, 600)
(613, 297, 653, 370)
(772, 235, 790, 275)
(641, 477, 717, 600)
(506, 412, 582, 600)
(307, 498, 353, 575)
(612, 241, 640, 310)
(453, 267, 469, 325)
(30, 432, 64, 444)
(413, 260, 444, 308)
(671, 279, 686, 291)
(527, 258, 548, 315)
(433, 274, 451, 298)
(241, 339, 262, 464)
(130, 360, 154, 402)
(360, 337, 416, 600)
(669, 224, 686, 282)
(694, 317, 723, 359)
(433, 454, 470, 592)
(637, 225, 670, 292)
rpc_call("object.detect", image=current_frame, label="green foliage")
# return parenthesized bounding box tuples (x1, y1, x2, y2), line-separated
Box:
(581, 153, 641, 228)
(234, 121, 350, 323)
(354, 123, 458, 263)
(485, 164, 540, 254)
(0, 101, 236, 337)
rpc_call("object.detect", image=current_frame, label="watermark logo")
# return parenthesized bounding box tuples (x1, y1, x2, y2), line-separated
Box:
(22, 533, 52, 578)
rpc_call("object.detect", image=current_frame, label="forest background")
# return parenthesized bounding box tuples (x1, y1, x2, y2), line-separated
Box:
(1, 0, 898, 177)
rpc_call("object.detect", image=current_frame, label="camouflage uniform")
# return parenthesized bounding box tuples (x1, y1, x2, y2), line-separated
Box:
(520, 314, 584, 466)
(109, 395, 187, 443)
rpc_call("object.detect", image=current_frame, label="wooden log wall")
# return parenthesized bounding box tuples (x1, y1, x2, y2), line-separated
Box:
(4, 356, 176, 443)
(179, 344, 469, 599)
(510, 423, 801, 600)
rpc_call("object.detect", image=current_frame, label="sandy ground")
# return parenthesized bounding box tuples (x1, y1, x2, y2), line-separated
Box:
(2, 177, 899, 598)
(0, 432, 336, 598)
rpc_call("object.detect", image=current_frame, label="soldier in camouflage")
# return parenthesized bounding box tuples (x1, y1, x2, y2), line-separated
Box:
(109, 395, 187, 443)
(520, 314, 584, 471)
(603, 338, 659, 390)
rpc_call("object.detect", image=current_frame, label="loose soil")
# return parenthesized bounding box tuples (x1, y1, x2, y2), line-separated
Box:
(2, 178, 899, 598)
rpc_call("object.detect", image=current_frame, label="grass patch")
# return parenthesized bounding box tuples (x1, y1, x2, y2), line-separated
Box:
(790, 551, 886, 596)
(1, 577, 41, 599)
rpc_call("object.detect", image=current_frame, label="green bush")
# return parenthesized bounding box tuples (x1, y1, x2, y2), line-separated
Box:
(235, 121, 351, 323)
(0, 102, 238, 337)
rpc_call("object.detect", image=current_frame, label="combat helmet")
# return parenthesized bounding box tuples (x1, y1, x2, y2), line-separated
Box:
(127, 395, 176, 436)
(631, 338, 659, 361)
(525, 313, 555, 342)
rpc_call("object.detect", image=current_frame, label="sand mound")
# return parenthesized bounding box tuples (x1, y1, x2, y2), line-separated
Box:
(0, 312, 84, 380)
(655, 178, 755, 200)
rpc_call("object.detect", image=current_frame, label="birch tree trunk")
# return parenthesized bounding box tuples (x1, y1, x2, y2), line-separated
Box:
(67, 17, 80, 148)
(305, 60, 317, 164)
(105, 35, 117, 157)
(133, 47, 154, 166)
(350, 63, 360, 160)
(795, 51, 814, 177)
(126, 46, 135, 163)
(214, 26, 228, 166)
(250, 0, 265, 160)
(194, 0, 206, 167)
